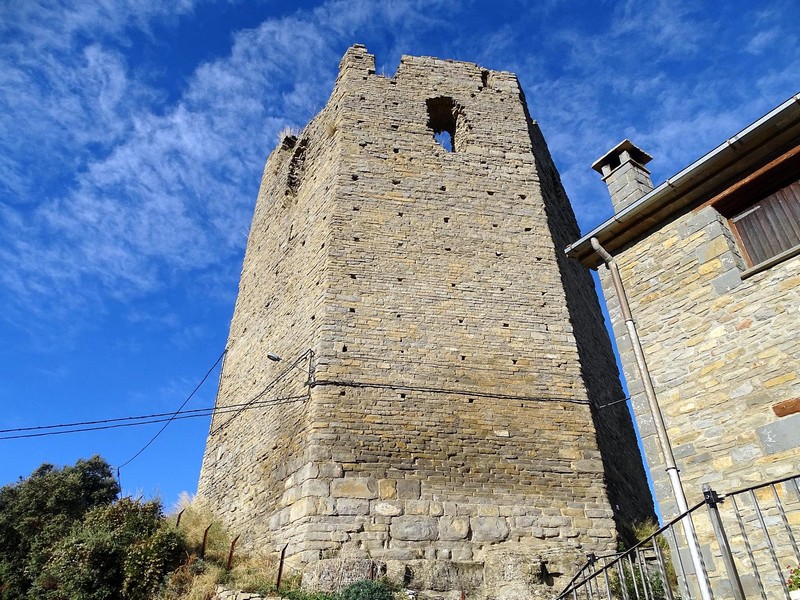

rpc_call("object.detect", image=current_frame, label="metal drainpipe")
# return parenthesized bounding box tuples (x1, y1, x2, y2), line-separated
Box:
(590, 237, 713, 600)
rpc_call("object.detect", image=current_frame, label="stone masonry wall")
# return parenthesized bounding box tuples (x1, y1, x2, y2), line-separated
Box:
(599, 203, 800, 596)
(199, 45, 654, 599)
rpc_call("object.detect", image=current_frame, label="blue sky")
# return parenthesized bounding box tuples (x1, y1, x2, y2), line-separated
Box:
(1, 0, 797, 508)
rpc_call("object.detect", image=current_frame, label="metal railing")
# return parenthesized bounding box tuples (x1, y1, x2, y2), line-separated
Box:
(556, 473, 800, 599)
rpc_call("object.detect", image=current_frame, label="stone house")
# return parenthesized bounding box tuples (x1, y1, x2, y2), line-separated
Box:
(198, 45, 654, 599)
(566, 94, 800, 519)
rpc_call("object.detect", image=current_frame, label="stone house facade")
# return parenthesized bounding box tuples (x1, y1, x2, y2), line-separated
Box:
(566, 94, 800, 593)
(198, 45, 654, 598)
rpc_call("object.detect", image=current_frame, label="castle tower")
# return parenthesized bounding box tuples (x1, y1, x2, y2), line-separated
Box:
(198, 46, 653, 598)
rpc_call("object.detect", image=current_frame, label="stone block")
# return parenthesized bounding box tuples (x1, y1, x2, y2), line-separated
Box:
(374, 501, 403, 516)
(405, 500, 429, 515)
(336, 498, 370, 515)
(300, 479, 330, 498)
(319, 462, 344, 478)
(296, 462, 320, 483)
(477, 504, 500, 517)
(757, 414, 800, 454)
(712, 268, 742, 295)
(390, 516, 438, 541)
(470, 517, 510, 542)
(330, 477, 378, 499)
(281, 486, 300, 506)
(290, 497, 320, 521)
(378, 479, 396, 499)
(439, 516, 470, 540)
(396, 479, 421, 500)
(450, 545, 473, 561)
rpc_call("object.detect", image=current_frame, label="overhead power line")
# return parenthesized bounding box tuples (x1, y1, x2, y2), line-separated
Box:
(0, 395, 307, 441)
(117, 349, 227, 469)
(1, 348, 629, 447)
(208, 349, 312, 436)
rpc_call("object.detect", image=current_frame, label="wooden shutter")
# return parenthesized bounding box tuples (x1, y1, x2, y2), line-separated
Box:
(731, 179, 800, 265)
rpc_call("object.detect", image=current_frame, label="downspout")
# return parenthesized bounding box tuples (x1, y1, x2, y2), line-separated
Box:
(590, 237, 713, 600)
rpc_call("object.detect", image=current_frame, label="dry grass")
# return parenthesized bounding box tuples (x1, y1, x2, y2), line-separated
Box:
(159, 495, 295, 599)
(159, 556, 225, 600)
(226, 552, 280, 595)
(277, 126, 301, 143)
(169, 493, 230, 564)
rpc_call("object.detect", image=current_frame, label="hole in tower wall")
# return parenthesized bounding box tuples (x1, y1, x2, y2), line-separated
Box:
(286, 138, 309, 195)
(435, 131, 453, 152)
(426, 96, 464, 153)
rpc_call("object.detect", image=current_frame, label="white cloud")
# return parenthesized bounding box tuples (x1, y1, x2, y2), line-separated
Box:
(0, 0, 456, 331)
(1, 0, 798, 335)
(744, 29, 779, 55)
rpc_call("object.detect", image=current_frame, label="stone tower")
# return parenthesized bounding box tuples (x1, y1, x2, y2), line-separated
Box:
(198, 45, 653, 598)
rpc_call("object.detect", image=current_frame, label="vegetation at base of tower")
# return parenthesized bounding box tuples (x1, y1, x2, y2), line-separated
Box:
(31, 497, 185, 600)
(0, 455, 120, 599)
(281, 580, 401, 600)
(0, 458, 401, 600)
(0, 456, 186, 600)
(159, 496, 404, 600)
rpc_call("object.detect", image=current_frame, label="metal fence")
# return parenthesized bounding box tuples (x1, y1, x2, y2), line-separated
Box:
(556, 473, 800, 599)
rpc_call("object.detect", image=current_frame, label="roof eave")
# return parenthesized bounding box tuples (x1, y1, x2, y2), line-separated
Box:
(566, 92, 800, 269)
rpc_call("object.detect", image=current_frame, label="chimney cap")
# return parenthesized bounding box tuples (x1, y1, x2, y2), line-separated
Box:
(591, 139, 653, 175)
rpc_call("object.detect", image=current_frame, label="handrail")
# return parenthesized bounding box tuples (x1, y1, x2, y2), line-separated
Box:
(554, 471, 800, 599)
(718, 472, 799, 498)
(556, 500, 706, 598)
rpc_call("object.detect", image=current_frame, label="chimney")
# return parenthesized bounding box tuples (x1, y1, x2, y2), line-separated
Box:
(592, 140, 654, 213)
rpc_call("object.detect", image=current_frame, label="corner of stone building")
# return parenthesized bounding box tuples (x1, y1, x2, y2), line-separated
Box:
(337, 44, 376, 84)
(526, 116, 656, 538)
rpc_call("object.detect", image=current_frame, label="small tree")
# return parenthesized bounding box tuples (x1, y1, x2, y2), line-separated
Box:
(0, 455, 119, 599)
(32, 497, 185, 600)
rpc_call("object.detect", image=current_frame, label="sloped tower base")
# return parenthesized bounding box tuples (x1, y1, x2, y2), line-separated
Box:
(198, 45, 653, 598)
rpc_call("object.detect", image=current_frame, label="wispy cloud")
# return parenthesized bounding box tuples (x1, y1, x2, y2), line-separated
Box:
(0, 0, 455, 332)
(1, 0, 798, 337)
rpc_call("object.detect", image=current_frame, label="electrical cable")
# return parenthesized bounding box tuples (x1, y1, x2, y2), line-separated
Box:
(1, 348, 632, 445)
(593, 396, 631, 410)
(0, 395, 308, 440)
(208, 349, 312, 436)
(311, 378, 590, 405)
(117, 349, 227, 469)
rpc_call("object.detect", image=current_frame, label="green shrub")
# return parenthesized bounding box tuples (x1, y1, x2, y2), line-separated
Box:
(338, 579, 400, 600)
(609, 561, 671, 600)
(31, 497, 185, 600)
(0, 456, 119, 600)
(280, 579, 400, 600)
(281, 590, 338, 600)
